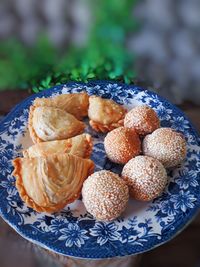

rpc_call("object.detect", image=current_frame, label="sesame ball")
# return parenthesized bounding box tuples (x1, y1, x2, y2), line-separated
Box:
(143, 128, 187, 168)
(82, 170, 129, 221)
(122, 156, 167, 201)
(124, 105, 160, 135)
(104, 127, 141, 164)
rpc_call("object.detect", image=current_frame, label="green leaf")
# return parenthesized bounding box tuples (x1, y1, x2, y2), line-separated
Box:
(124, 75, 130, 84)
(87, 73, 95, 78)
(32, 86, 39, 93)
(0, 0, 139, 91)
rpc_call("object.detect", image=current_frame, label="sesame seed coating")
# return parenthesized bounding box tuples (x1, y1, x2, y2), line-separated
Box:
(143, 128, 187, 168)
(122, 156, 167, 201)
(104, 127, 141, 164)
(124, 105, 160, 135)
(82, 170, 129, 221)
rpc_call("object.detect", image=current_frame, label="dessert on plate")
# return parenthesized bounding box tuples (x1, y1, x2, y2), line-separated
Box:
(12, 154, 94, 213)
(28, 106, 85, 143)
(11, 92, 186, 219)
(122, 155, 168, 201)
(82, 170, 129, 221)
(124, 105, 160, 135)
(23, 133, 93, 159)
(88, 96, 126, 133)
(34, 92, 89, 120)
(104, 127, 141, 164)
(143, 127, 187, 168)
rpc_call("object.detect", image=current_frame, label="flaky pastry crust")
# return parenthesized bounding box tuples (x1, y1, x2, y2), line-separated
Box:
(88, 96, 126, 133)
(28, 106, 85, 144)
(34, 92, 89, 120)
(23, 133, 93, 158)
(13, 154, 94, 213)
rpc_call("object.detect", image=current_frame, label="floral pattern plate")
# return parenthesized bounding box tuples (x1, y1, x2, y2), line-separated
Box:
(0, 81, 200, 259)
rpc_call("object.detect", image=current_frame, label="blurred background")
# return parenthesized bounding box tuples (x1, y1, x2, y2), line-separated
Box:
(0, 0, 199, 267)
(0, 0, 200, 104)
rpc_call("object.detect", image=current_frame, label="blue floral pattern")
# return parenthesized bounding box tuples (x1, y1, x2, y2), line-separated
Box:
(170, 191, 196, 212)
(170, 116, 190, 132)
(175, 169, 199, 189)
(49, 217, 69, 234)
(90, 222, 120, 246)
(0, 81, 199, 259)
(156, 106, 172, 121)
(0, 174, 17, 195)
(160, 200, 177, 217)
(58, 223, 89, 248)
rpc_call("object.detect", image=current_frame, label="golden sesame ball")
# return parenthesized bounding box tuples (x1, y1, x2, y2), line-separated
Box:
(143, 128, 187, 168)
(122, 156, 167, 201)
(104, 127, 141, 164)
(124, 105, 160, 135)
(82, 170, 129, 221)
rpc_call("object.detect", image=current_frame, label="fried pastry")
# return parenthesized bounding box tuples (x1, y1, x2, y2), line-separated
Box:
(122, 156, 167, 201)
(23, 133, 93, 158)
(143, 128, 186, 168)
(124, 105, 160, 135)
(28, 106, 85, 143)
(12, 154, 94, 213)
(82, 170, 129, 221)
(34, 92, 89, 120)
(88, 96, 126, 133)
(104, 127, 141, 164)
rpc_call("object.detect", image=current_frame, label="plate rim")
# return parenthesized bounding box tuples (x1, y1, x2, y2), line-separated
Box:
(0, 80, 200, 259)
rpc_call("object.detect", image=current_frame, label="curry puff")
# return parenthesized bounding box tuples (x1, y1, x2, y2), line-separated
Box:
(12, 154, 94, 213)
(34, 92, 89, 120)
(28, 106, 85, 143)
(88, 96, 126, 133)
(23, 133, 93, 159)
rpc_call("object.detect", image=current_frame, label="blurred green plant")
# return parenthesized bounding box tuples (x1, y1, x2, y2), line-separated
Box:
(0, 0, 139, 92)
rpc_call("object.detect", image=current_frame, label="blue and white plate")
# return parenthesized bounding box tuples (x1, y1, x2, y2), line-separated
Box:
(0, 81, 200, 259)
